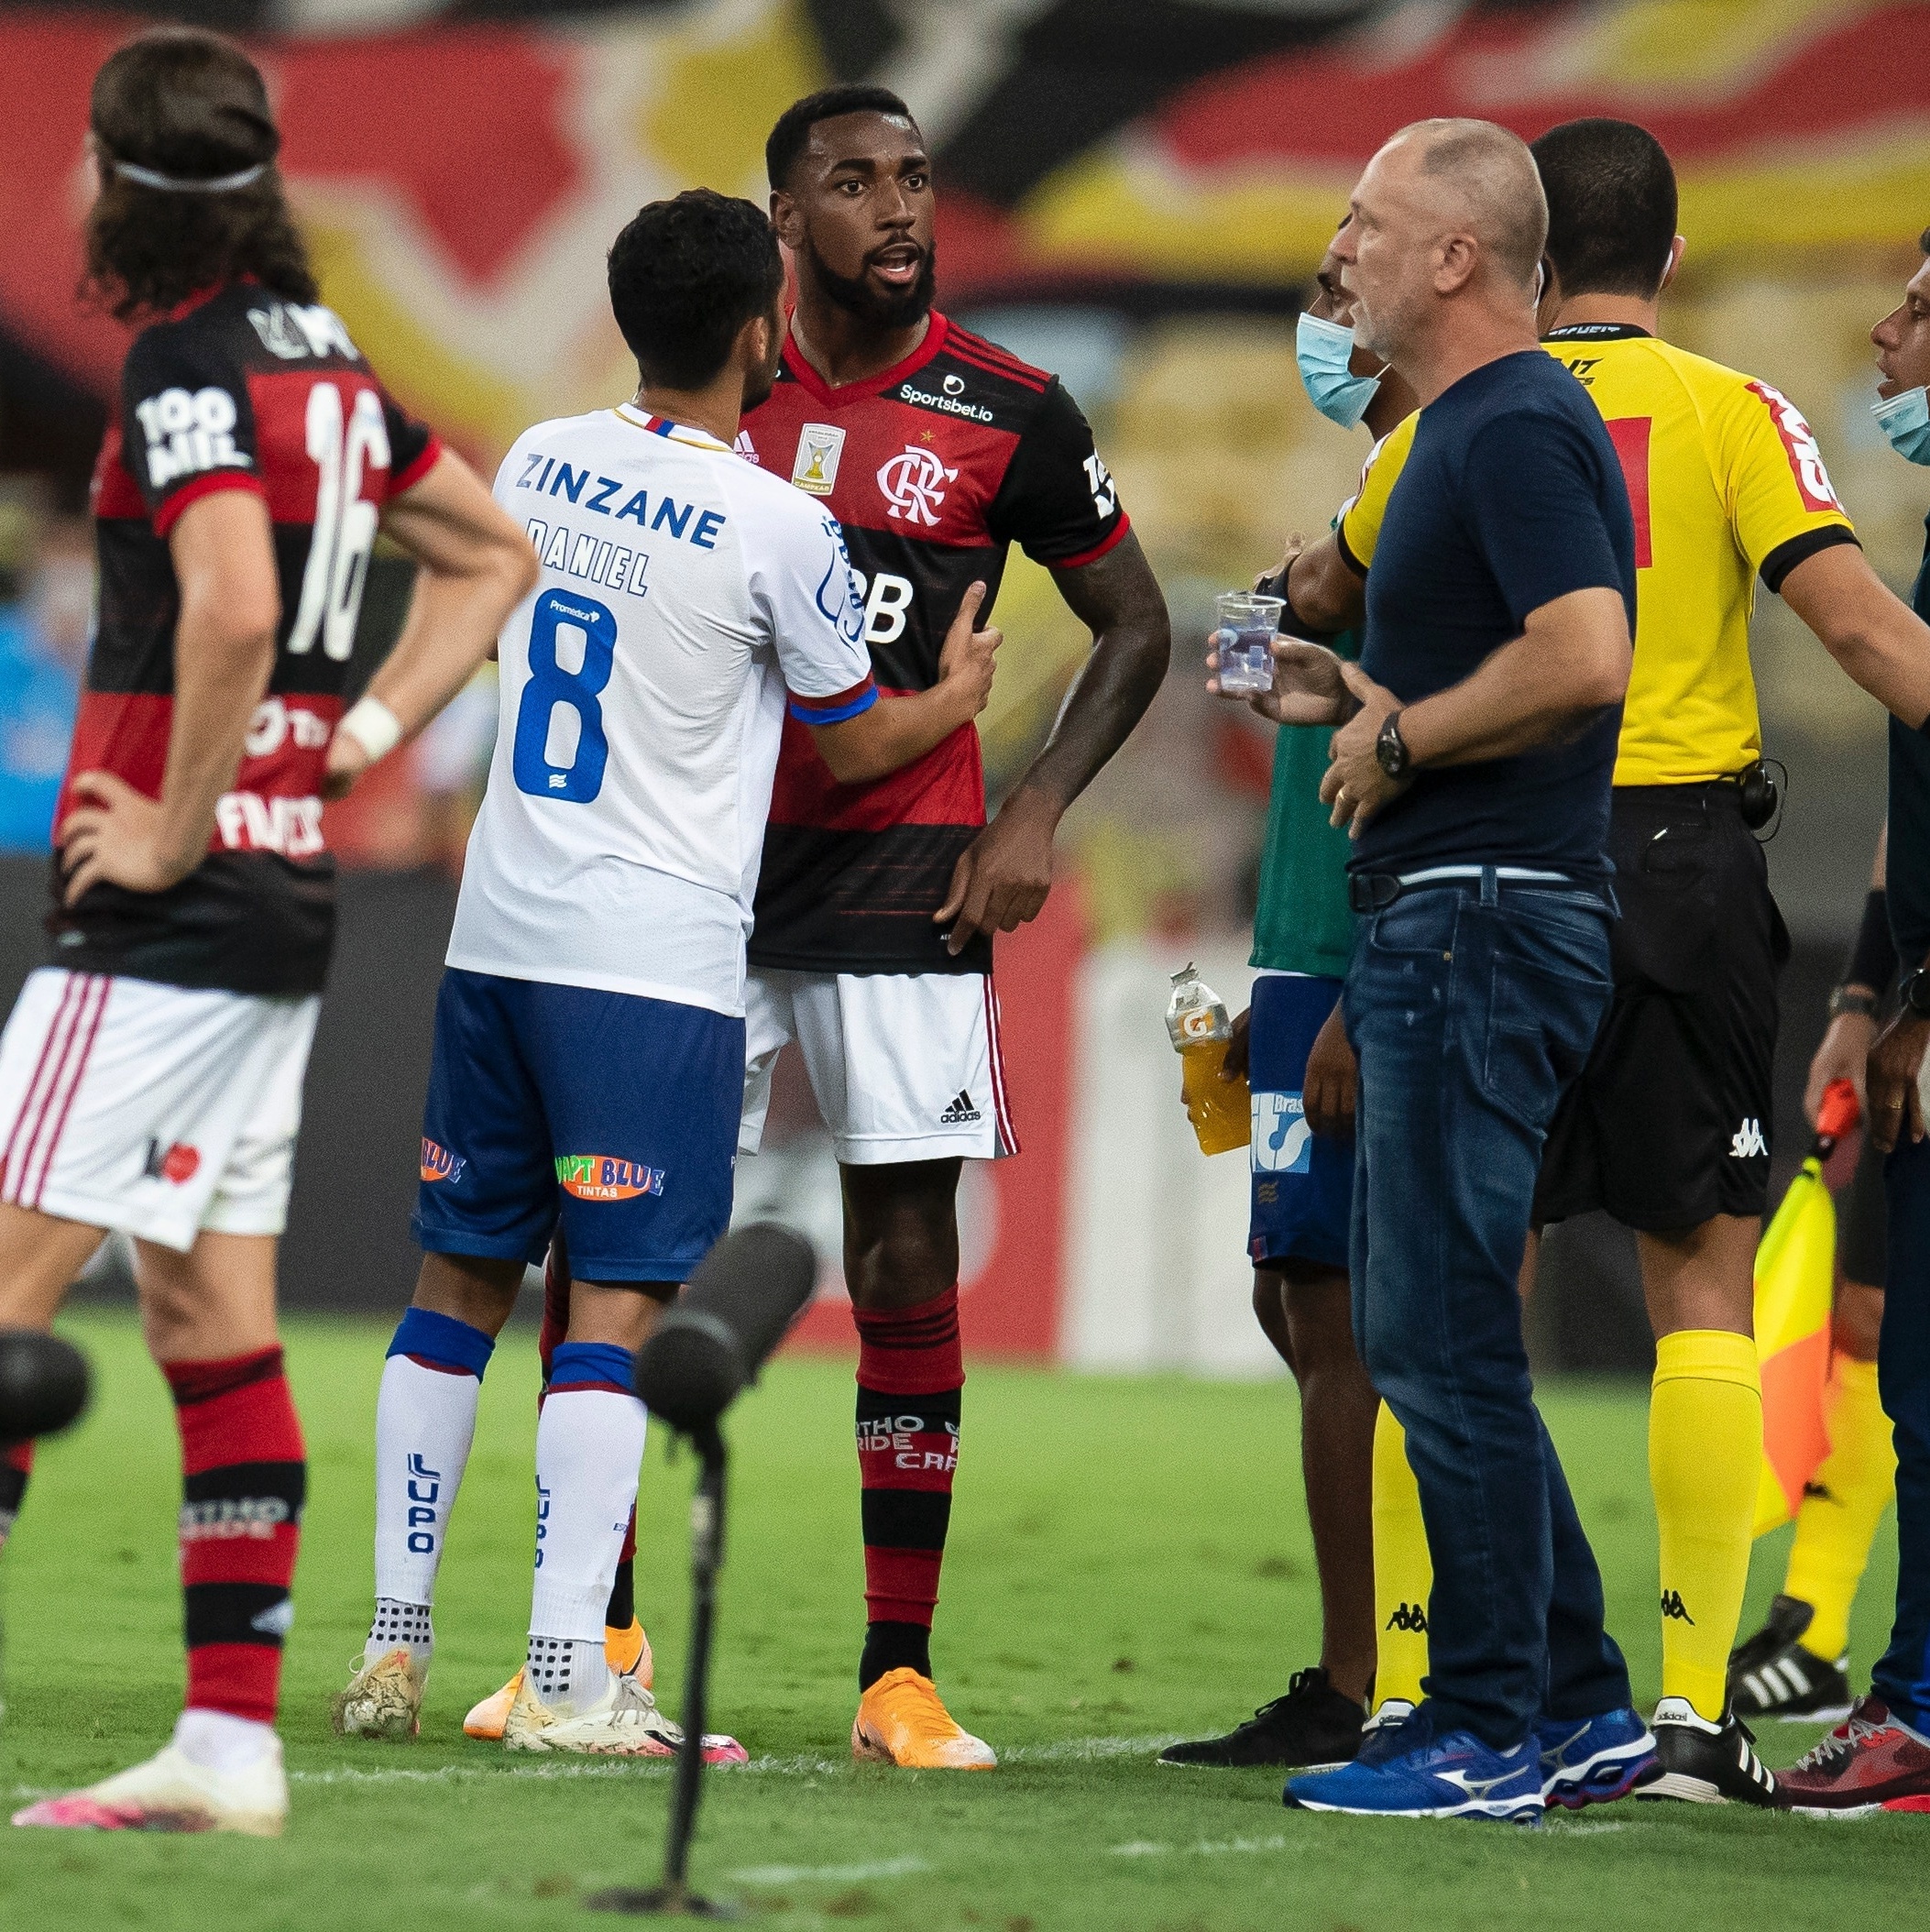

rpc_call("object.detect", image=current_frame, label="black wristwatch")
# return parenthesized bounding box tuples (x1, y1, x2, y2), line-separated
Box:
(1827, 984, 1879, 1020)
(1902, 968, 1930, 1020)
(1376, 708, 1410, 781)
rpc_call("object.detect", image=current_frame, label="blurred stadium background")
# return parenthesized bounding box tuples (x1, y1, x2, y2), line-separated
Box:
(0, 0, 1922, 1371)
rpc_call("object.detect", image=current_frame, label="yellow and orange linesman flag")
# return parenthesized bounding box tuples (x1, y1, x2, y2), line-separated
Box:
(1752, 1080, 1861, 1537)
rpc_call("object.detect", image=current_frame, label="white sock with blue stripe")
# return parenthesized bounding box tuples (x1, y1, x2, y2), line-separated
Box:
(526, 1341, 645, 1713)
(369, 1307, 496, 1664)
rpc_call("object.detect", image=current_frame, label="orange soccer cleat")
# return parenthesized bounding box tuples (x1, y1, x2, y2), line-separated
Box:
(851, 1668, 996, 1770)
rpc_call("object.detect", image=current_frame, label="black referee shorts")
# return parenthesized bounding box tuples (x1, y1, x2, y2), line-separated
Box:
(1534, 783, 1790, 1233)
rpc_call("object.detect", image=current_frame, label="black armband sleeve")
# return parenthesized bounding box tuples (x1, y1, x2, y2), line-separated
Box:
(1844, 887, 1899, 994)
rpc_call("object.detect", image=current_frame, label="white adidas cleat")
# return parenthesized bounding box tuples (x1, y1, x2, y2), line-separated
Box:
(501, 1670, 747, 1763)
(13, 1738, 288, 1836)
(331, 1645, 426, 1739)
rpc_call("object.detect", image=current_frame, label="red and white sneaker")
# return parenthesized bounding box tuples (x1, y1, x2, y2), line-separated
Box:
(13, 1737, 287, 1836)
(1778, 1696, 1930, 1815)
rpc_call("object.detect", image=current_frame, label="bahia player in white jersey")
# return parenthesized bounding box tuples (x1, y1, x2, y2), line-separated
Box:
(334, 190, 998, 1758)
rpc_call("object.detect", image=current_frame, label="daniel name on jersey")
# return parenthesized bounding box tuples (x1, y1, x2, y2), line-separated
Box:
(449, 401, 875, 1020)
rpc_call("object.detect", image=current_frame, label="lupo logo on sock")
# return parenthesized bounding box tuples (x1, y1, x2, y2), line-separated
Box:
(406, 1452, 442, 1554)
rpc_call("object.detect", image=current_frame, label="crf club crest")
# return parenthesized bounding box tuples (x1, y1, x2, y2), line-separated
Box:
(876, 444, 959, 527)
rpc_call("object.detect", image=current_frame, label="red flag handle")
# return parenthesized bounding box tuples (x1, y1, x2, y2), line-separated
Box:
(1815, 1077, 1861, 1151)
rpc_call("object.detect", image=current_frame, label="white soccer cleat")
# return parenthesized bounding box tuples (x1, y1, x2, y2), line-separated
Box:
(331, 1645, 425, 1739)
(12, 1739, 288, 1836)
(466, 1620, 652, 1740)
(501, 1669, 747, 1762)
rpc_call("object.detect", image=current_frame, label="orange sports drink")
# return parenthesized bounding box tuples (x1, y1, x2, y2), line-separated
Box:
(1166, 963, 1250, 1156)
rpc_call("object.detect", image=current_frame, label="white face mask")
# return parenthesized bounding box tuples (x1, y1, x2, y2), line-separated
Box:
(1296, 313, 1381, 430)
(1875, 385, 1930, 467)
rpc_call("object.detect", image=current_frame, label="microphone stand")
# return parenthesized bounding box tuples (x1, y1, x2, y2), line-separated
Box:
(587, 1422, 733, 1919)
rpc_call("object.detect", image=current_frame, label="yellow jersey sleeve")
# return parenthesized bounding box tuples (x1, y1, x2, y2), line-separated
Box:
(1715, 375, 1856, 587)
(1335, 409, 1418, 573)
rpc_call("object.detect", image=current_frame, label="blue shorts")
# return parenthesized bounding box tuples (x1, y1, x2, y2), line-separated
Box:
(1247, 971, 1352, 1273)
(412, 968, 744, 1282)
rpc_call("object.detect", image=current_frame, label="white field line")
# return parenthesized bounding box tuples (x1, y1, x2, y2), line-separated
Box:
(7, 1732, 1186, 1801)
(729, 1856, 931, 1885)
(1112, 1817, 1630, 1857)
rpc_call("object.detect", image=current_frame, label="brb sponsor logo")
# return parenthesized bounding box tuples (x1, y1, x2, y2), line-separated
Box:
(1748, 380, 1845, 514)
(877, 444, 958, 527)
(421, 1137, 466, 1185)
(555, 1153, 665, 1201)
(143, 1138, 201, 1185)
(1252, 1091, 1312, 1175)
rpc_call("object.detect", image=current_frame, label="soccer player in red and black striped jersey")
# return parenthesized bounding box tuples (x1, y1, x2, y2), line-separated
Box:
(0, 28, 533, 1836)
(744, 87, 1168, 1765)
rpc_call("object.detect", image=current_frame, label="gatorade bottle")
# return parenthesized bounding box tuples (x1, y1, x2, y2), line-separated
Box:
(1166, 963, 1250, 1156)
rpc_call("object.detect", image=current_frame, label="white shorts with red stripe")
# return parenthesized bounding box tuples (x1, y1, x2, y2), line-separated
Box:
(740, 969, 1017, 1166)
(0, 969, 321, 1252)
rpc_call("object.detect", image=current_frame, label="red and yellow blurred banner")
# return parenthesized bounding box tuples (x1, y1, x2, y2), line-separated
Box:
(5, 1, 1930, 470)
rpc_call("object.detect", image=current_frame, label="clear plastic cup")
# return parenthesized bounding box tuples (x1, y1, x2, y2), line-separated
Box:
(1214, 591, 1284, 697)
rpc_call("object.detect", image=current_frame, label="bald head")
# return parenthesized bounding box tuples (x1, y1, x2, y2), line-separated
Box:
(1332, 116, 1548, 393)
(1406, 118, 1548, 291)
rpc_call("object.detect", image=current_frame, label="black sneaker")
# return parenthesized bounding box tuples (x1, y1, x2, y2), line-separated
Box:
(1727, 1595, 1853, 1722)
(1635, 1698, 1782, 1806)
(1158, 1667, 1365, 1770)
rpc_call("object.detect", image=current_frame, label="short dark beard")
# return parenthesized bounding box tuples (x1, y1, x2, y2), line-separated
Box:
(800, 230, 937, 332)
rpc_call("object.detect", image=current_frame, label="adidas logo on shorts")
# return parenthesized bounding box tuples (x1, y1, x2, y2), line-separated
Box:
(938, 1090, 982, 1125)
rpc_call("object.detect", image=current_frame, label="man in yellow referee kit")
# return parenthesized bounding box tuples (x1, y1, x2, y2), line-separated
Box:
(1289, 116, 1930, 1804)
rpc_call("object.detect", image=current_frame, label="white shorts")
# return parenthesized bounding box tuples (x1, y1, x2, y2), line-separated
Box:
(740, 969, 1017, 1166)
(0, 969, 321, 1251)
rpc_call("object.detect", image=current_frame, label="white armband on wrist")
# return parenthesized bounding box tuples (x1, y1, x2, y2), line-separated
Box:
(336, 695, 404, 763)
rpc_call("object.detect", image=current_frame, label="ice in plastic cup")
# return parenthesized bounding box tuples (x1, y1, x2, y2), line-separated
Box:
(1214, 592, 1285, 697)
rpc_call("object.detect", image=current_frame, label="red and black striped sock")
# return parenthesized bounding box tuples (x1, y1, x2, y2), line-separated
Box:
(539, 1230, 639, 1628)
(165, 1346, 305, 1723)
(855, 1286, 963, 1692)
(0, 1440, 30, 1550)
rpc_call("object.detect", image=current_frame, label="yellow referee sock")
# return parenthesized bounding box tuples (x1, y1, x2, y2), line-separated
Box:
(1371, 1403, 1432, 1711)
(1650, 1329, 1760, 1722)
(1783, 1353, 1897, 1663)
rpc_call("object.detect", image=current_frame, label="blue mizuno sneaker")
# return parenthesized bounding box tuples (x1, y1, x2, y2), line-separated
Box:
(1534, 1707, 1656, 1810)
(1285, 1707, 1543, 1823)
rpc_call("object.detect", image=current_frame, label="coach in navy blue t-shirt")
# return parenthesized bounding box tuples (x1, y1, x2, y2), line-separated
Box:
(1266, 120, 1647, 1823)
(1348, 354, 1634, 881)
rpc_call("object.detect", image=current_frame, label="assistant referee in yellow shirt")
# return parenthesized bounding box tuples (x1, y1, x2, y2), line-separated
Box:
(1296, 115, 1930, 1805)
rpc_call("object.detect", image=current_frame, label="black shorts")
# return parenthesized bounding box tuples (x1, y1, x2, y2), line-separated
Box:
(1534, 784, 1790, 1232)
(1839, 1130, 1889, 1289)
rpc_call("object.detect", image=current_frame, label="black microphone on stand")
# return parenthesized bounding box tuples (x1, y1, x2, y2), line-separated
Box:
(0, 1331, 90, 1450)
(1, 1329, 92, 1725)
(588, 1224, 816, 1920)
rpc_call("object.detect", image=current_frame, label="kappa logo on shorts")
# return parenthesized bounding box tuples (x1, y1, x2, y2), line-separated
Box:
(1251, 1092, 1312, 1175)
(142, 1139, 201, 1186)
(420, 1137, 466, 1185)
(1729, 1118, 1768, 1159)
(556, 1154, 664, 1202)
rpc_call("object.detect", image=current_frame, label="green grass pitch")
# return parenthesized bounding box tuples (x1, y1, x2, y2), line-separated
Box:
(0, 1312, 1914, 1930)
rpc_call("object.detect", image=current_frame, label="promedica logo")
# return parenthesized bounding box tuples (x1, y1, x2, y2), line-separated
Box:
(556, 1154, 664, 1202)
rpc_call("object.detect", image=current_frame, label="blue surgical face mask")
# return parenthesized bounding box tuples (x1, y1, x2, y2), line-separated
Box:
(1875, 385, 1930, 466)
(1297, 313, 1382, 430)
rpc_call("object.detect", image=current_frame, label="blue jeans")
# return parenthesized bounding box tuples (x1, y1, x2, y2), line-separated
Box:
(1344, 870, 1634, 1749)
(1877, 1132, 1930, 1725)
